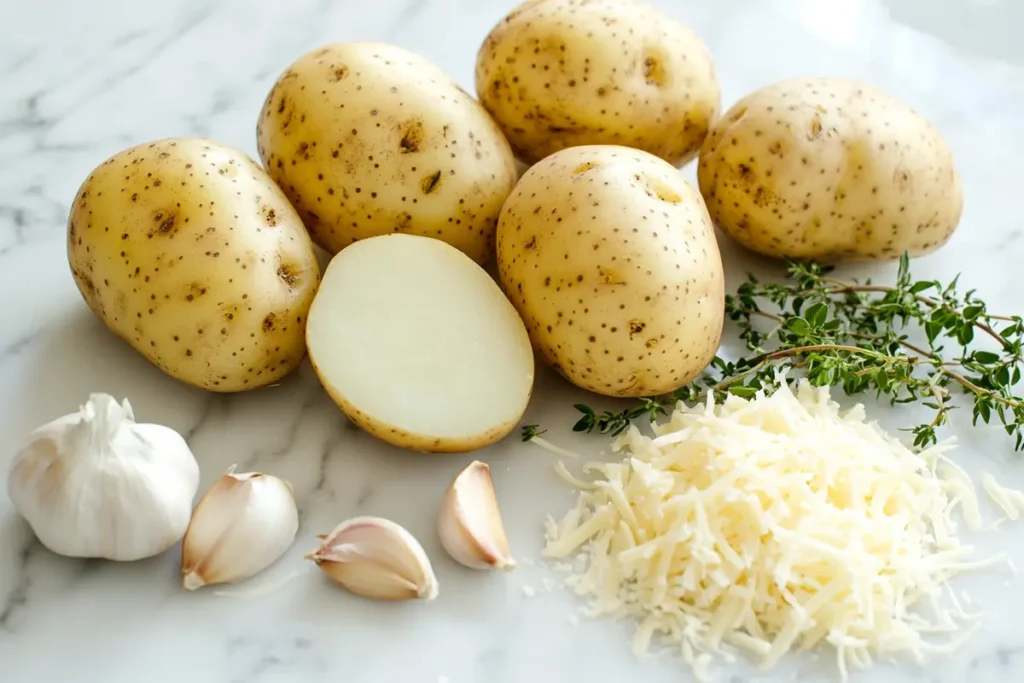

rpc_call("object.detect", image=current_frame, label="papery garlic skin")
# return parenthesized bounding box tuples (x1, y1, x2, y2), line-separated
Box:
(7, 393, 200, 561)
(438, 461, 516, 571)
(307, 516, 439, 601)
(181, 466, 299, 590)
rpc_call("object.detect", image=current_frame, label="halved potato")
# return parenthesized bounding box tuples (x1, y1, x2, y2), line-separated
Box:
(306, 234, 535, 452)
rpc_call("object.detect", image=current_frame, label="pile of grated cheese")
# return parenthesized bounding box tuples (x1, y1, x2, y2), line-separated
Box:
(542, 379, 1018, 681)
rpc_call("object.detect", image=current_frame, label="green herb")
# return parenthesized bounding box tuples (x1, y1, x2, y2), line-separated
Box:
(570, 399, 666, 437)
(525, 252, 1024, 450)
(521, 424, 546, 441)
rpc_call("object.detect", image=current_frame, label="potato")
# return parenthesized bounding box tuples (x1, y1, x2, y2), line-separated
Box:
(306, 234, 534, 453)
(496, 145, 724, 398)
(475, 0, 720, 166)
(67, 138, 321, 392)
(256, 42, 518, 264)
(697, 78, 963, 261)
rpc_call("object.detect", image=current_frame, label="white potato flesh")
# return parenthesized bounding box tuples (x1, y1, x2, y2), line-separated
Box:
(307, 234, 535, 452)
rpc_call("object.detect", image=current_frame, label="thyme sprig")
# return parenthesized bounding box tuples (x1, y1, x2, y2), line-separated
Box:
(532, 253, 1024, 450)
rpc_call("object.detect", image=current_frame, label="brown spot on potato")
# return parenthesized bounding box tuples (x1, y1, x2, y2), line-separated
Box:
(573, 161, 597, 174)
(726, 106, 748, 123)
(263, 313, 276, 331)
(895, 169, 912, 192)
(628, 319, 646, 338)
(642, 54, 666, 87)
(809, 115, 823, 139)
(263, 206, 278, 227)
(148, 211, 177, 238)
(752, 186, 778, 208)
(277, 265, 298, 286)
(393, 212, 412, 232)
(399, 120, 424, 153)
(421, 171, 442, 194)
(635, 173, 681, 203)
(330, 65, 349, 81)
(598, 267, 626, 285)
(76, 272, 97, 299)
(547, 124, 582, 135)
(302, 209, 321, 229)
(184, 283, 207, 302)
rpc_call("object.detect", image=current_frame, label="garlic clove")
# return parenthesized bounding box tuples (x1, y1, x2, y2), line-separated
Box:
(6, 393, 200, 561)
(181, 465, 299, 590)
(437, 460, 516, 571)
(306, 516, 438, 601)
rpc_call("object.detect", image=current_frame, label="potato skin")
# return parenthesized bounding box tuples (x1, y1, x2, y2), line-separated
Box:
(257, 42, 518, 264)
(697, 78, 963, 261)
(497, 145, 724, 398)
(67, 138, 320, 392)
(311, 357, 526, 454)
(476, 0, 720, 166)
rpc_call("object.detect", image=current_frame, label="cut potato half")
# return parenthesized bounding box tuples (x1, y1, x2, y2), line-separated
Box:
(307, 234, 535, 452)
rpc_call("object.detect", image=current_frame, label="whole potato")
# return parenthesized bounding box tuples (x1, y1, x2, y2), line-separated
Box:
(257, 42, 518, 264)
(476, 0, 720, 166)
(497, 145, 724, 398)
(697, 78, 963, 261)
(67, 138, 321, 392)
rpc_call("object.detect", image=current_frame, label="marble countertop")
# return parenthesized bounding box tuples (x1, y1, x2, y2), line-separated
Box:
(3, 0, 1024, 681)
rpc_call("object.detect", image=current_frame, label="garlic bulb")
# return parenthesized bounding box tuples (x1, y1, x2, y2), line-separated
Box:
(437, 461, 516, 571)
(6, 393, 200, 561)
(181, 466, 299, 590)
(307, 516, 438, 601)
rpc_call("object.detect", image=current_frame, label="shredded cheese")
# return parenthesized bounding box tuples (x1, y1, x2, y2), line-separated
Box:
(544, 380, 1016, 681)
(980, 472, 1024, 520)
(528, 436, 581, 459)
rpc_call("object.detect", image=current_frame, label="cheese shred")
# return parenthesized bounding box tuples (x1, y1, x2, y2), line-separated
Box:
(544, 380, 1018, 681)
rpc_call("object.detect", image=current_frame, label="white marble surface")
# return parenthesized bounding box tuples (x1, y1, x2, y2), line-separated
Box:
(2, 0, 1024, 681)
